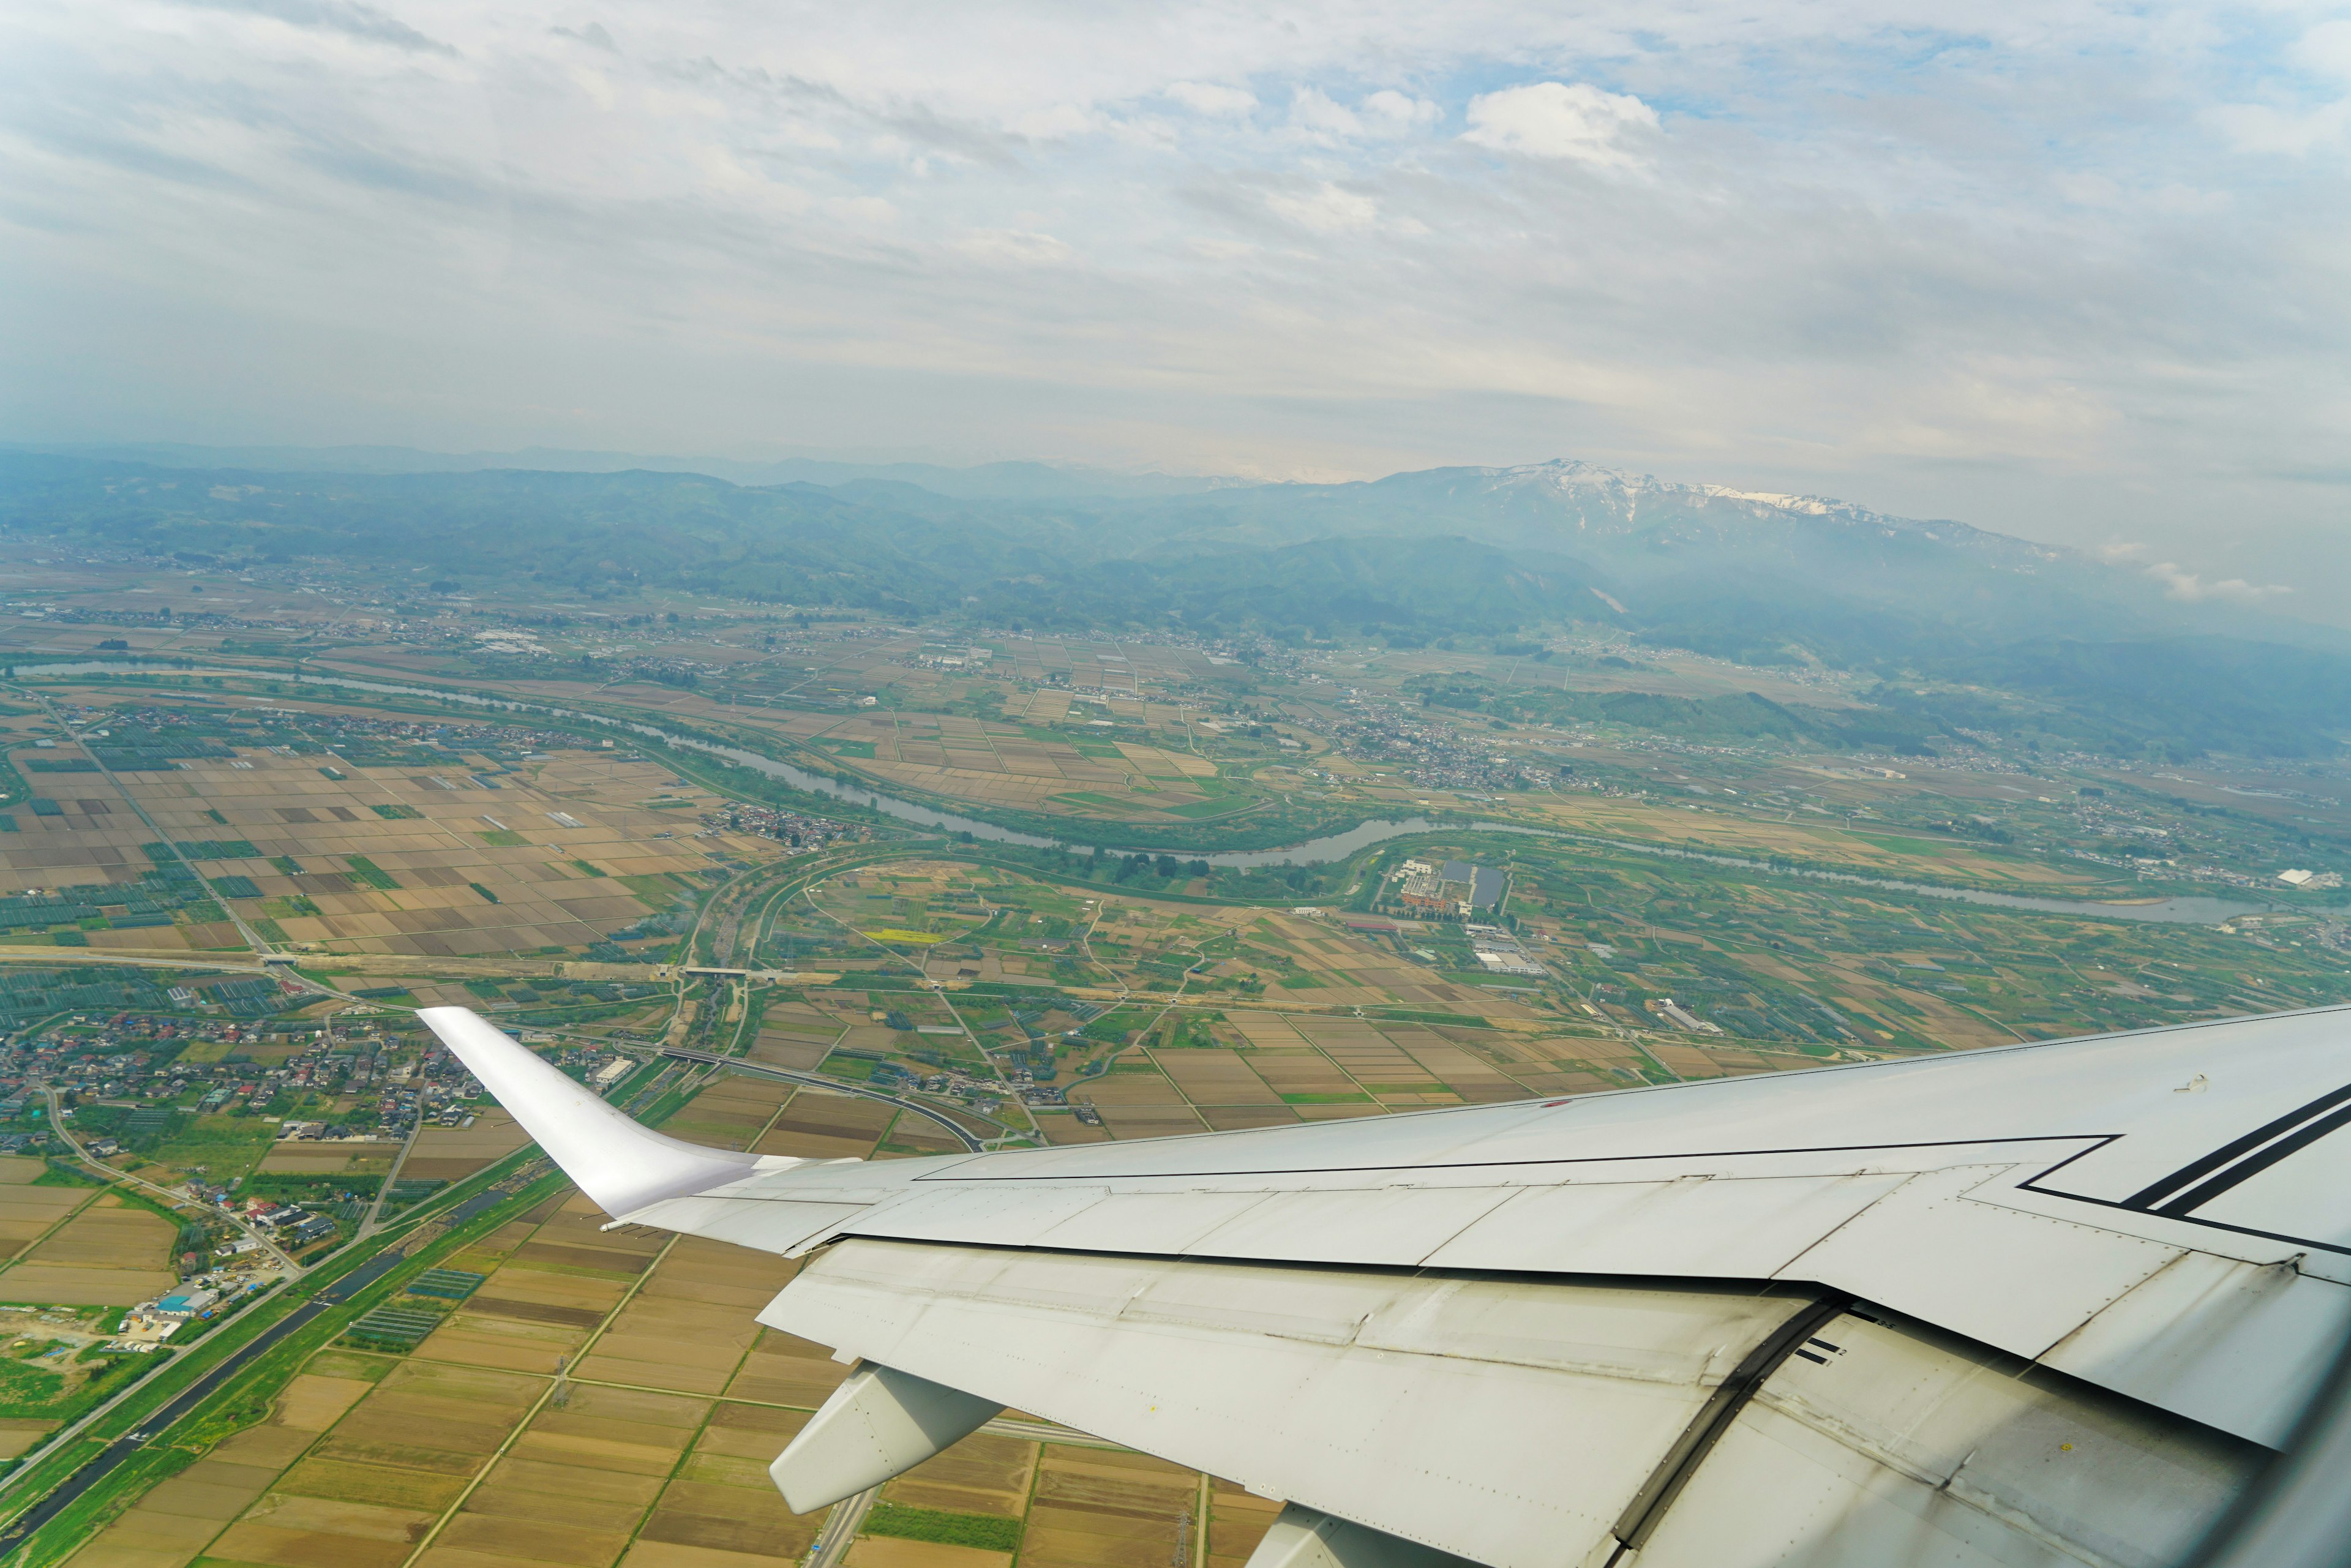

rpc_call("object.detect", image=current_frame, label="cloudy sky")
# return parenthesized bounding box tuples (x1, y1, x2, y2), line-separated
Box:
(5, 1, 2348, 605)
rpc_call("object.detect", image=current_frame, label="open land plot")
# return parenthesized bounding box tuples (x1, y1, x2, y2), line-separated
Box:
(752, 1089, 896, 1160)
(1018, 1445, 1201, 1568)
(876, 1430, 1037, 1520)
(255, 1138, 401, 1177)
(59, 1345, 386, 1567)
(659, 1077, 792, 1153)
(573, 1237, 797, 1395)
(58, 1368, 367, 1568)
(0, 1155, 99, 1265)
(624, 1400, 819, 1568)
(0, 1193, 176, 1305)
(1209, 1478, 1284, 1568)
(875, 1112, 971, 1160)
(400, 1110, 532, 1184)
(421, 1382, 713, 1568)
(410, 1193, 650, 1373)
(209, 1358, 547, 1568)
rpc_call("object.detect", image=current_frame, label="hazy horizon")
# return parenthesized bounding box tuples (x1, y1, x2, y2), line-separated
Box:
(6, 2, 2348, 605)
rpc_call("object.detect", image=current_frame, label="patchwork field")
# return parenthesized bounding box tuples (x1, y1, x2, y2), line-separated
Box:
(0, 708, 779, 959)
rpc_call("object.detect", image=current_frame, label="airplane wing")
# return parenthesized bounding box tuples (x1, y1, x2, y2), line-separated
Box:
(418, 1003, 2351, 1568)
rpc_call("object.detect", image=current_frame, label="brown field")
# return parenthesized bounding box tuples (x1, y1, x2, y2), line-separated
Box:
(1152, 1050, 1284, 1106)
(410, 1193, 648, 1371)
(724, 1327, 855, 1410)
(572, 1237, 795, 1395)
(1020, 1446, 1199, 1568)
(752, 1090, 894, 1160)
(878, 1431, 1035, 1519)
(0, 1155, 97, 1264)
(271, 1370, 378, 1433)
(876, 1114, 968, 1160)
(58, 1170, 1254, 1568)
(421, 1384, 710, 1568)
(401, 1110, 532, 1182)
(60, 1351, 378, 1568)
(0, 1419, 55, 1458)
(661, 1078, 793, 1153)
(1033, 1112, 1111, 1146)
(1209, 1479, 1283, 1568)
(627, 1401, 819, 1567)
(1, 1194, 176, 1305)
(408, 1313, 588, 1376)
(845, 1540, 1012, 1568)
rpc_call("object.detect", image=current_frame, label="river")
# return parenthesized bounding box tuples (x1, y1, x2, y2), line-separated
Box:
(6, 660, 2274, 926)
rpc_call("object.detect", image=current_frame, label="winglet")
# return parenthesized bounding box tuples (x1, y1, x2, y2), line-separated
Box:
(418, 1006, 760, 1215)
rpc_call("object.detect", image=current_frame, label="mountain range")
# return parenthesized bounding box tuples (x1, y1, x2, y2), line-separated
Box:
(1, 447, 2345, 760)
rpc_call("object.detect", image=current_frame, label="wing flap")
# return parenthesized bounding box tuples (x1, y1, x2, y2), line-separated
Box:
(763, 1238, 1815, 1568)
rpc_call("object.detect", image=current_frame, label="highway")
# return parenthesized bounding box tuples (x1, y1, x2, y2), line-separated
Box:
(805, 1485, 879, 1568)
(658, 1048, 986, 1151)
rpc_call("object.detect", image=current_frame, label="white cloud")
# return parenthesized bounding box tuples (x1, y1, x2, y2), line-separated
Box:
(1265, 181, 1378, 232)
(2211, 19, 2351, 156)
(825, 195, 898, 225)
(1461, 81, 1659, 168)
(2208, 99, 2350, 155)
(1288, 86, 1360, 142)
(2294, 20, 2351, 83)
(1165, 81, 1255, 118)
(956, 228, 1074, 265)
(1008, 104, 1101, 141)
(2144, 561, 2291, 603)
(1363, 89, 1440, 133)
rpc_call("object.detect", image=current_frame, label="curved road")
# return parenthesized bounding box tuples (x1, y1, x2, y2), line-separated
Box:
(658, 1048, 986, 1152)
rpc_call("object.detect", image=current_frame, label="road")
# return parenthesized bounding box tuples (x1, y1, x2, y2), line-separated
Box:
(658, 1048, 986, 1152)
(795, 883, 1038, 1138)
(805, 1485, 878, 1568)
(356, 1114, 427, 1237)
(0, 1299, 326, 1558)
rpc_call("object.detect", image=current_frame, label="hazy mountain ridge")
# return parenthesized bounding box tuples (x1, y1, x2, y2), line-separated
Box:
(3, 449, 2347, 760)
(0, 442, 1240, 501)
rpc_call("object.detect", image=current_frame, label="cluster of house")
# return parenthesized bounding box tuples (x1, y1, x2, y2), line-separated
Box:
(237, 1198, 338, 1247)
(274, 1120, 396, 1142)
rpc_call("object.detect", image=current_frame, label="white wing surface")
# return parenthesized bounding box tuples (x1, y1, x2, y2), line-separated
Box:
(419, 1003, 2351, 1568)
